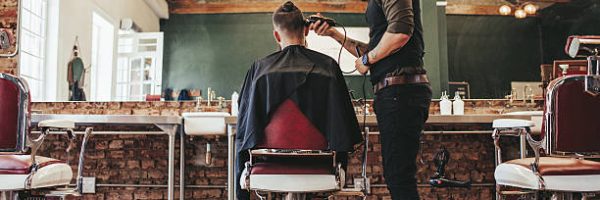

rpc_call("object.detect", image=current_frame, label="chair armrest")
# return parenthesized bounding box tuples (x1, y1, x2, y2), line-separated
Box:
(492, 119, 534, 129)
(492, 121, 534, 165)
(38, 119, 75, 130)
(28, 120, 76, 182)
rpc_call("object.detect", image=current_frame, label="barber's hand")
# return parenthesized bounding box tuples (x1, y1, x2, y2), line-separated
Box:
(355, 57, 370, 75)
(308, 13, 338, 37)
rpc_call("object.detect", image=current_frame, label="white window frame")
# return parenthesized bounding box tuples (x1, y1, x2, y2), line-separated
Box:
(90, 11, 116, 101)
(18, 0, 49, 101)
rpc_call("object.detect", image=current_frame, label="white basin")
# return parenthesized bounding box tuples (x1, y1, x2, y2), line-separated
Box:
(182, 112, 230, 136)
(503, 111, 543, 133)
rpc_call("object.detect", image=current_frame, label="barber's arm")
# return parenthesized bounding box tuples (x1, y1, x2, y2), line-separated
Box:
(356, 32, 411, 74)
(364, 0, 414, 65)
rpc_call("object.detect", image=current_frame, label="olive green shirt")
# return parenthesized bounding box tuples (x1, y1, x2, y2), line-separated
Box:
(375, 0, 415, 35)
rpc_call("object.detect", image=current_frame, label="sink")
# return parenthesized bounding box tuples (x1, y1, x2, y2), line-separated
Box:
(503, 111, 543, 133)
(182, 112, 230, 136)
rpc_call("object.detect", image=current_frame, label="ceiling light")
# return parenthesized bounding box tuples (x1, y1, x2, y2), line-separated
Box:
(515, 9, 527, 19)
(523, 4, 537, 15)
(499, 5, 512, 16)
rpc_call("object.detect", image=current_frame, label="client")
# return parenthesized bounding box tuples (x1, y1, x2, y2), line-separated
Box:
(235, 1, 362, 199)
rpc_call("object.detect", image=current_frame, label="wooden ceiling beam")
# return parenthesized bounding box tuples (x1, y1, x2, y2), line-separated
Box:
(445, 1, 566, 16)
(167, 0, 571, 16)
(445, 4, 502, 15)
(169, 1, 368, 14)
(527, 0, 570, 3)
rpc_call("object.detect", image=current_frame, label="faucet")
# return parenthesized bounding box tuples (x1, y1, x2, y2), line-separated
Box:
(207, 87, 213, 106)
(505, 88, 516, 106)
(195, 96, 204, 111)
(217, 97, 226, 111)
(524, 85, 536, 104)
(523, 85, 533, 104)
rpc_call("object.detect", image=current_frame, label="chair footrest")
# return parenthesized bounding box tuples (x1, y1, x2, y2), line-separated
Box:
(249, 174, 338, 192)
(334, 188, 366, 197)
(251, 149, 334, 157)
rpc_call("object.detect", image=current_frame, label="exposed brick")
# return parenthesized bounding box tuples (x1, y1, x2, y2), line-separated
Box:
(31, 100, 534, 200)
(141, 160, 155, 169)
(109, 140, 124, 149)
(109, 150, 125, 159)
(127, 160, 140, 169)
(95, 141, 108, 150)
(148, 169, 165, 179)
(193, 189, 221, 199)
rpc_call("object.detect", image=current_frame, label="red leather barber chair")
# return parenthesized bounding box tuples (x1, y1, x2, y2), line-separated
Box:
(240, 99, 364, 199)
(0, 73, 92, 200)
(492, 36, 600, 200)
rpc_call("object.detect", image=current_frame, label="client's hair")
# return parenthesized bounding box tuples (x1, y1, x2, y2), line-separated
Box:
(273, 1, 305, 38)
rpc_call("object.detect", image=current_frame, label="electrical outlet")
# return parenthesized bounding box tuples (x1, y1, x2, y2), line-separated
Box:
(353, 177, 371, 194)
(353, 178, 364, 190)
(81, 177, 96, 194)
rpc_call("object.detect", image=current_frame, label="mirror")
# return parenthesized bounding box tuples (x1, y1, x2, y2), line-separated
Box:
(17, 0, 165, 102)
(15, 0, 600, 101)
(446, 0, 600, 99)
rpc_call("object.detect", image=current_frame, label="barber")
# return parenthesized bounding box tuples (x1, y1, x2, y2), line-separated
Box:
(309, 0, 431, 199)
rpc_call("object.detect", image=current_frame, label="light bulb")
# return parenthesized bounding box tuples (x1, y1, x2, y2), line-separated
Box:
(499, 5, 512, 16)
(515, 9, 527, 19)
(524, 4, 537, 15)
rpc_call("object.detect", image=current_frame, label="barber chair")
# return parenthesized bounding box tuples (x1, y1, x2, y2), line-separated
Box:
(0, 73, 92, 200)
(492, 36, 600, 200)
(240, 99, 367, 200)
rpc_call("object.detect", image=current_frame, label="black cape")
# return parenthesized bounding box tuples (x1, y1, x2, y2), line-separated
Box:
(236, 45, 362, 153)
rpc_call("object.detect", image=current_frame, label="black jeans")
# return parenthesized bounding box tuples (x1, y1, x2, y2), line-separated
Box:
(373, 83, 432, 200)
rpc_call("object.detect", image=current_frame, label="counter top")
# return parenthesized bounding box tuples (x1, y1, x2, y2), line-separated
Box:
(31, 114, 182, 125)
(224, 114, 532, 125)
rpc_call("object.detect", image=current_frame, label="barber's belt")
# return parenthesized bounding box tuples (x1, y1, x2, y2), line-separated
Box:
(374, 74, 429, 93)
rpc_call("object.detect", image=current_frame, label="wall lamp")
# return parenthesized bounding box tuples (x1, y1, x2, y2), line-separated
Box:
(499, 1, 538, 19)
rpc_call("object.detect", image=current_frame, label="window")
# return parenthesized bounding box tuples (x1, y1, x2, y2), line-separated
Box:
(90, 12, 115, 101)
(116, 32, 163, 101)
(19, 0, 48, 101)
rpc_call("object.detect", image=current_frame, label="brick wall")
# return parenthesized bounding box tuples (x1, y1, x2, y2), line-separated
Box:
(40, 127, 518, 200)
(31, 100, 531, 200)
(0, 0, 18, 75)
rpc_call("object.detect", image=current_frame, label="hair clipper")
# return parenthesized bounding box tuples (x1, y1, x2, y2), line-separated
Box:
(305, 16, 336, 27)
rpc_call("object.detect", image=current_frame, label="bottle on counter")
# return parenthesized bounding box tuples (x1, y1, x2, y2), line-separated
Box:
(231, 91, 239, 116)
(440, 91, 452, 115)
(452, 91, 464, 115)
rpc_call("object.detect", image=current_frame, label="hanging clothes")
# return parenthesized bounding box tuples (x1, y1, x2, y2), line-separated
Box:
(68, 56, 86, 101)
(68, 37, 86, 101)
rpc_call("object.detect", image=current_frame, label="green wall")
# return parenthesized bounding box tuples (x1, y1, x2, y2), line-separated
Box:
(161, 2, 447, 99)
(446, 15, 542, 98)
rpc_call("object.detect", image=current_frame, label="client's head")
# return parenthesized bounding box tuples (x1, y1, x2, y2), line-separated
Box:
(272, 1, 308, 47)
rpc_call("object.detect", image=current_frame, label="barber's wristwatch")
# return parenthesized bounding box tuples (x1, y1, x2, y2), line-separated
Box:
(361, 54, 371, 66)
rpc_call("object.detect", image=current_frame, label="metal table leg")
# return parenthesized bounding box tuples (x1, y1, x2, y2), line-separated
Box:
(157, 124, 179, 200)
(519, 129, 527, 159)
(227, 124, 235, 200)
(180, 125, 185, 200)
